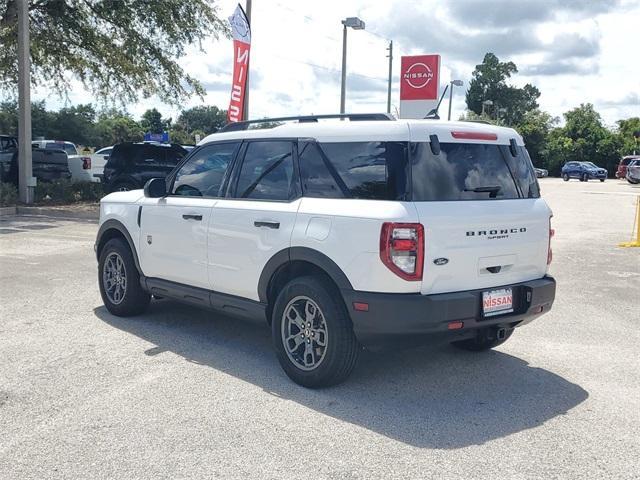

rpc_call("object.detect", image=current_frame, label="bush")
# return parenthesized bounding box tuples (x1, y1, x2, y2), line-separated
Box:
(34, 180, 105, 204)
(0, 182, 18, 206)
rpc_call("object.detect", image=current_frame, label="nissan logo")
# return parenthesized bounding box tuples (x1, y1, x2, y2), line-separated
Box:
(403, 62, 434, 89)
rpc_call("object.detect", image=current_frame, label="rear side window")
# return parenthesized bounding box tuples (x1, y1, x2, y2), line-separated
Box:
(234, 141, 295, 200)
(298, 142, 346, 198)
(311, 141, 408, 200)
(410, 142, 522, 201)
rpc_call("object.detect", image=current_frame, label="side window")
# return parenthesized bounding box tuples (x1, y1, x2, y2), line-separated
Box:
(502, 146, 540, 199)
(172, 142, 240, 197)
(317, 142, 408, 200)
(234, 141, 295, 200)
(298, 141, 345, 198)
(165, 148, 186, 166)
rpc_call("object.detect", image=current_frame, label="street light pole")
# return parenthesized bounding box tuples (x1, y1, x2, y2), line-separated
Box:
(447, 80, 463, 121)
(339, 17, 365, 114)
(386, 40, 393, 114)
(18, 0, 33, 204)
(340, 23, 348, 114)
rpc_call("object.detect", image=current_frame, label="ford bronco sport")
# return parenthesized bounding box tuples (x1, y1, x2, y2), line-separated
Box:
(95, 114, 556, 388)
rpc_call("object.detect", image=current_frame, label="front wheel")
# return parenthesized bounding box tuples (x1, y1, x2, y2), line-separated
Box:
(582, 173, 589, 182)
(99, 238, 150, 316)
(600, 178, 605, 182)
(451, 328, 514, 352)
(272, 276, 360, 388)
(562, 173, 569, 181)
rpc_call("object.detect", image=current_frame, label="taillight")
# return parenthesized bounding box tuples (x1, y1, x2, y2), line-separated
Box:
(380, 223, 424, 281)
(82, 157, 91, 169)
(547, 217, 554, 265)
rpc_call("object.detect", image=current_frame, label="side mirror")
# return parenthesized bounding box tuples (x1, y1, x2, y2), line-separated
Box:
(144, 178, 167, 198)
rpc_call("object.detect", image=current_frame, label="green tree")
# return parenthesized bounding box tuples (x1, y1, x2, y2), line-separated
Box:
(0, 0, 229, 104)
(140, 108, 170, 134)
(49, 104, 98, 146)
(176, 105, 227, 135)
(516, 110, 558, 167)
(466, 53, 541, 125)
(616, 117, 640, 155)
(94, 110, 143, 147)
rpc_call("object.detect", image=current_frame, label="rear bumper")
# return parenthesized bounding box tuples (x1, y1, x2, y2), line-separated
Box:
(342, 276, 556, 346)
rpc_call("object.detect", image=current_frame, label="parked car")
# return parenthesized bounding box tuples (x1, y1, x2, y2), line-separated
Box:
(100, 142, 188, 192)
(95, 114, 556, 387)
(616, 155, 640, 179)
(1, 135, 71, 184)
(534, 167, 548, 178)
(31, 140, 95, 183)
(626, 159, 640, 184)
(561, 161, 607, 182)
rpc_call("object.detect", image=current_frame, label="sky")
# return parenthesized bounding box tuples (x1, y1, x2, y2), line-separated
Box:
(34, 0, 639, 127)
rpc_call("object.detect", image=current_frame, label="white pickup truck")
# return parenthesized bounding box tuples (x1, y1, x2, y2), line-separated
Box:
(32, 140, 97, 183)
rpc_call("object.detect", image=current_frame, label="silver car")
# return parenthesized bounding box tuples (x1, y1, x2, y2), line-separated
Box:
(627, 160, 640, 184)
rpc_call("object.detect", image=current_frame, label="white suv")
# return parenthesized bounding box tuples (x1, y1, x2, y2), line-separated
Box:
(95, 114, 556, 388)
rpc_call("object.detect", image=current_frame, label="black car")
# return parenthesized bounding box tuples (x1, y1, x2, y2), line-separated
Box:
(101, 142, 188, 192)
(1, 135, 71, 184)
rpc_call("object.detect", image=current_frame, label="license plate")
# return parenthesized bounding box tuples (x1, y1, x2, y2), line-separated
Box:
(482, 288, 513, 317)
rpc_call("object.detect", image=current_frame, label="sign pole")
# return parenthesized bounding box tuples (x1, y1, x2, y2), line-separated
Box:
(386, 41, 393, 114)
(242, 0, 251, 121)
(18, 0, 33, 204)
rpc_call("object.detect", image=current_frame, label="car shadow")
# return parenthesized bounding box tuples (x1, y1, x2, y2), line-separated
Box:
(94, 300, 588, 449)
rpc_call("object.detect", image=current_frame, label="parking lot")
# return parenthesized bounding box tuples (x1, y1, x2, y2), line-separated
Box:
(0, 178, 638, 479)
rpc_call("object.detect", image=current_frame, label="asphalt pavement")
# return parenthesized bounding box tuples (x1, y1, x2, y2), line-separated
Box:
(0, 178, 638, 479)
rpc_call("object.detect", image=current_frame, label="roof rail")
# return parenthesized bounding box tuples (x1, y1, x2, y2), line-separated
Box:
(219, 113, 395, 132)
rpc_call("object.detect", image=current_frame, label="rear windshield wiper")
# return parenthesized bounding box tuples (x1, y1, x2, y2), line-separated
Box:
(464, 186, 502, 198)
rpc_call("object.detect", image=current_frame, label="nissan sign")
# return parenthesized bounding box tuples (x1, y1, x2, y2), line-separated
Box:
(399, 54, 440, 119)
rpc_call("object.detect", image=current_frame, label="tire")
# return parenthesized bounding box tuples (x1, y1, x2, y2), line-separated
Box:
(98, 238, 150, 316)
(272, 276, 360, 388)
(451, 328, 514, 352)
(110, 181, 137, 192)
(582, 173, 588, 182)
(599, 178, 605, 182)
(562, 173, 569, 181)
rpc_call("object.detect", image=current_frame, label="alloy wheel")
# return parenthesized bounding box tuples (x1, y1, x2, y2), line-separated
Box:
(281, 296, 328, 371)
(103, 252, 127, 305)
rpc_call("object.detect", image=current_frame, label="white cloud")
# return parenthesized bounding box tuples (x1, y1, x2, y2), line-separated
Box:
(34, 0, 639, 127)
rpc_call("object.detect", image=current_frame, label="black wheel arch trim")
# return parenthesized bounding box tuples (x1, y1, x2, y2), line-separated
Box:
(258, 246, 354, 303)
(95, 219, 142, 274)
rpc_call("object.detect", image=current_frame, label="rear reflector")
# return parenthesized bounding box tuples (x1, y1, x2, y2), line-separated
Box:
(448, 321, 464, 330)
(353, 302, 369, 312)
(451, 131, 498, 141)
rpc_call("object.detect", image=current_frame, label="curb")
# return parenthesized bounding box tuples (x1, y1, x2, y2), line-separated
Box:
(0, 206, 17, 216)
(15, 206, 99, 221)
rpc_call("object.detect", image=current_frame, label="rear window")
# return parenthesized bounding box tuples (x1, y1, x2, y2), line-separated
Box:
(300, 141, 407, 200)
(410, 142, 539, 201)
(45, 143, 77, 156)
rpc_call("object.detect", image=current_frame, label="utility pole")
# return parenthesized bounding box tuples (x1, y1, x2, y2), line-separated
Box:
(386, 40, 393, 114)
(18, 0, 33, 204)
(242, 0, 252, 121)
(340, 23, 348, 114)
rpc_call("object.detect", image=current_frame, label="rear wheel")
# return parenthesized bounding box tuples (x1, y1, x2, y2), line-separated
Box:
(99, 238, 150, 316)
(451, 328, 514, 352)
(562, 173, 569, 181)
(272, 276, 360, 388)
(111, 181, 137, 192)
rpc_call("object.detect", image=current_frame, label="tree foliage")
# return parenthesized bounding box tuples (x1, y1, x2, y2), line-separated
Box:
(0, 0, 229, 104)
(466, 53, 541, 125)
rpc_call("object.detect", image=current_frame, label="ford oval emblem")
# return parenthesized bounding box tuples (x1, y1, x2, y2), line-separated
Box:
(433, 257, 449, 266)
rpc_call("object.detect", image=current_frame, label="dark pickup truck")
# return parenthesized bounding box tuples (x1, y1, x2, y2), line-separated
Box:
(0, 135, 72, 184)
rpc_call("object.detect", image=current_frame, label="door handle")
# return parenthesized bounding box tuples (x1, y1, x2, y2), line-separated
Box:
(182, 214, 203, 221)
(254, 221, 280, 229)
